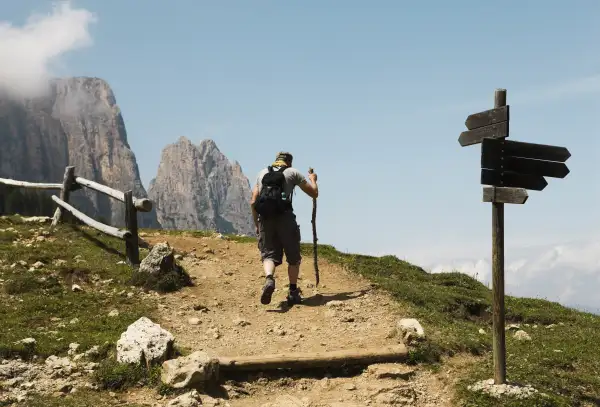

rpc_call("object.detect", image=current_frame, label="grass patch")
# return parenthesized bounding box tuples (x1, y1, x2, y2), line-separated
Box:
(180, 229, 600, 406)
(0, 217, 157, 360)
(92, 358, 162, 391)
(91, 351, 188, 397)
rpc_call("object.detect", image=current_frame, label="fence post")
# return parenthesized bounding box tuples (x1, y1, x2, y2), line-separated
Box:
(124, 190, 140, 265)
(52, 166, 75, 227)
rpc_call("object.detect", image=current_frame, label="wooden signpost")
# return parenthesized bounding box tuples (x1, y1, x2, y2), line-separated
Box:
(458, 89, 571, 385)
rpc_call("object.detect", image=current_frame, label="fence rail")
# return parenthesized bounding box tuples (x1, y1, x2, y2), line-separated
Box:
(0, 165, 152, 265)
(0, 177, 62, 190)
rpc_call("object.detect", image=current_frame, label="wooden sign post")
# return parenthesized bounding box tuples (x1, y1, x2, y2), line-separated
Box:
(458, 89, 571, 385)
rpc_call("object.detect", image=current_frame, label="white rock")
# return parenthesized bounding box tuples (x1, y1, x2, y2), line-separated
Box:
(32, 261, 44, 269)
(71, 284, 82, 292)
(108, 309, 120, 317)
(161, 351, 219, 389)
(188, 318, 201, 325)
(68, 343, 80, 356)
(116, 317, 175, 364)
(514, 330, 531, 341)
(17, 337, 36, 345)
(166, 390, 203, 407)
(397, 318, 425, 340)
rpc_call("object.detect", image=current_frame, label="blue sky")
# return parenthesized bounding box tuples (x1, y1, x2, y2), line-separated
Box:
(3, 1, 600, 310)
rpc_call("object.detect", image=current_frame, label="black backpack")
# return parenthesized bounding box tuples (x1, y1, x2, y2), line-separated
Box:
(254, 166, 292, 218)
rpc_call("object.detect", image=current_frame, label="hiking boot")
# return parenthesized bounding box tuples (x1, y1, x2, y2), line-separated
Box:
(260, 276, 275, 305)
(287, 288, 302, 305)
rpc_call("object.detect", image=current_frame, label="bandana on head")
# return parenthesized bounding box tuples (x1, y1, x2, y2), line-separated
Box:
(272, 152, 293, 167)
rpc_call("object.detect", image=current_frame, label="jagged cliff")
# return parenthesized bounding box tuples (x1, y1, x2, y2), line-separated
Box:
(0, 77, 159, 228)
(148, 137, 254, 235)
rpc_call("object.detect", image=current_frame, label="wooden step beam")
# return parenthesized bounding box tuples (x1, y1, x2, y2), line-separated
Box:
(218, 344, 408, 372)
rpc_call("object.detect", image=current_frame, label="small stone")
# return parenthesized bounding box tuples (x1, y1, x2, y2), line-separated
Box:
(366, 364, 416, 380)
(344, 383, 357, 391)
(514, 330, 531, 341)
(68, 343, 80, 355)
(188, 318, 201, 325)
(479, 328, 486, 334)
(71, 284, 82, 292)
(16, 337, 36, 346)
(33, 261, 45, 269)
(108, 309, 119, 317)
(233, 318, 250, 327)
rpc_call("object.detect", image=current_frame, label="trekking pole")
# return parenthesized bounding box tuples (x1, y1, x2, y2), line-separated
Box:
(308, 167, 319, 286)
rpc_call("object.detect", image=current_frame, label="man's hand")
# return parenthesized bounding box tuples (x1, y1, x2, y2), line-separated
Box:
(308, 171, 317, 183)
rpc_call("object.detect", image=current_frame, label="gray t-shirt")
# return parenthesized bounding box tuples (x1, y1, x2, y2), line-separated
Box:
(255, 166, 306, 203)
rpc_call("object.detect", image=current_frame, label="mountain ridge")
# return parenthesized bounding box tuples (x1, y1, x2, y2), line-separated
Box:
(148, 136, 254, 236)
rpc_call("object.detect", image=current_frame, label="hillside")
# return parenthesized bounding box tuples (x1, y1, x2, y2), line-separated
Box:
(0, 216, 599, 406)
(148, 137, 254, 236)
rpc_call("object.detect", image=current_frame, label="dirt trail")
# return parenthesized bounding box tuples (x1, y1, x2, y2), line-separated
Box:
(129, 233, 460, 406)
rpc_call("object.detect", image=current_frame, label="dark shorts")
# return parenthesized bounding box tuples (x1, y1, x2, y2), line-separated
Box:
(258, 211, 302, 266)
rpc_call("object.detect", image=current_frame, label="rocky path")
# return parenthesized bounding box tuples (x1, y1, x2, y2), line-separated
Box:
(129, 233, 460, 407)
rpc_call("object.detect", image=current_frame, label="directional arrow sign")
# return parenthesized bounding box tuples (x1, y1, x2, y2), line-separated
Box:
(482, 138, 570, 178)
(482, 186, 528, 204)
(502, 140, 571, 162)
(458, 121, 508, 147)
(465, 106, 509, 130)
(481, 169, 548, 191)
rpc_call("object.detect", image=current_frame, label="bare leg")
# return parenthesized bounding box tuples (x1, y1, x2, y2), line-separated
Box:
(263, 259, 276, 278)
(288, 263, 299, 286)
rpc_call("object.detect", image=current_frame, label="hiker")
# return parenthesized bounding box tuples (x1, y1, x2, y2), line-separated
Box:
(250, 151, 319, 306)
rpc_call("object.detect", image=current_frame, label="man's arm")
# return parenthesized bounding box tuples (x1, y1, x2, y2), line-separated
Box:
(250, 184, 259, 231)
(298, 173, 318, 199)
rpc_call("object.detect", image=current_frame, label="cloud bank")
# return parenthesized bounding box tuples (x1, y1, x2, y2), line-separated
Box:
(0, 1, 96, 99)
(427, 236, 600, 314)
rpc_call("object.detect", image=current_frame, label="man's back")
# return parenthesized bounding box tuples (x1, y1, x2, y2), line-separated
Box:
(255, 166, 307, 206)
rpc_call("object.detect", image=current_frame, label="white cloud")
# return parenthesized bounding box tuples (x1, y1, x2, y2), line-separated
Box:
(0, 1, 96, 99)
(426, 237, 600, 314)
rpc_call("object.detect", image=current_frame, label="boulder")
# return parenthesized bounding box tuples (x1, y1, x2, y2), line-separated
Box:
(397, 318, 425, 344)
(161, 351, 220, 389)
(116, 317, 175, 364)
(139, 242, 176, 275)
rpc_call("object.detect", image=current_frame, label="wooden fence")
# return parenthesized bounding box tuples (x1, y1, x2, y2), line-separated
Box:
(0, 166, 152, 265)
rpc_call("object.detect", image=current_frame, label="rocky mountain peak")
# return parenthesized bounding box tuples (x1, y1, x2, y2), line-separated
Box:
(148, 139, 254, 235)
(0, 76, 159, 228)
